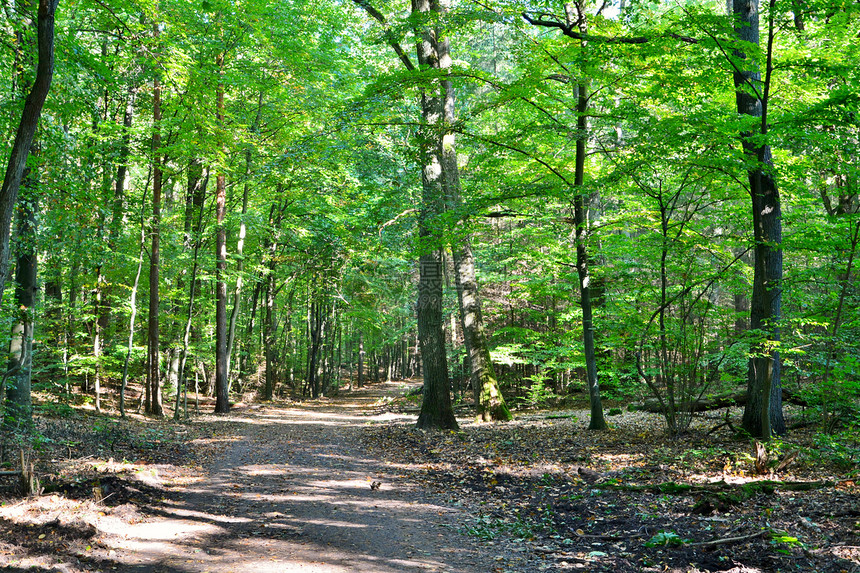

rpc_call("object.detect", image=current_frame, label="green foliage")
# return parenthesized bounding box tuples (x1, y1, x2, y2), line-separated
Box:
(35, 402, 76, 418)
(462, 505, 557, 541)
(811, 431, 860, 471)
(0, 0, 854, 428)
(645, 530, 688, 547)
(524, 373, 555, 407)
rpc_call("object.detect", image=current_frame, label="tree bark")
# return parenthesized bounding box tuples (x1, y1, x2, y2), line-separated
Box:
(146, 21, 164, 417)
(0, 0, 58, 308)
(227, 93, 262, 388)
(214, 52, 230, 413)
(432, 0, 511, 422)
(5, 189, 38, 432)
(414, 0, 458, 431)
(734, 0, 785, 437)
(567, 2, 607, 430)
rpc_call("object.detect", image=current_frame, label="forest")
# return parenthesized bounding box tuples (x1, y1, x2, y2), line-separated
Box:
(0, 0, 858, 570)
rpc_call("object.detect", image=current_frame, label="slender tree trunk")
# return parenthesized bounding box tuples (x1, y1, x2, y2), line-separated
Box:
(564, 2, 607, 431)
(214, 52, 229, 413)
(734, 0, 785, 436)
(146, 22, 164, 417)
(263, 266, 277, 400)
(357, 332, 364, 388)
(110, 84, 135, 246)
(0, 0, 58, 308)
(307, 300, 324, 398)
(820, 219, 860, 429)
(226, 93, 262, 387)
(120, 187, 148, 418)
(175, 184, 206, 420)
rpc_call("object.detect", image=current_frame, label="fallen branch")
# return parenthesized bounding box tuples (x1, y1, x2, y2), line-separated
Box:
(574, 529, 644, 540)
(686, 530, 767, 547)
(632, 389, 808, 414)
(598, 479, 834, 496)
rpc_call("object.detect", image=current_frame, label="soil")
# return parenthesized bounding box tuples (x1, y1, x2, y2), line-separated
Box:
(1, 381, 859, 573)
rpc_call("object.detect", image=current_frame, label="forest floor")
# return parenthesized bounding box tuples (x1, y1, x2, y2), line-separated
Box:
(0, 380, 858, 573)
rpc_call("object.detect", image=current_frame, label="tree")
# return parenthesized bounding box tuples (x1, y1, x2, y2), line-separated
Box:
(0, 0, 59, 307)
(146, 21, 164, 417)
(733, 0, 785, 438)
(524, 0, 786, 436)
(565, 1, 606, 430)
(352, 0, 460, 429)
(434, 0, 512, 423)
(214, 50, 230, 414)
(3, 0, 46, 432)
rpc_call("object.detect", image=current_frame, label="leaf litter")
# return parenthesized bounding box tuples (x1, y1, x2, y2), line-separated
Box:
(0, 384, 858, 573)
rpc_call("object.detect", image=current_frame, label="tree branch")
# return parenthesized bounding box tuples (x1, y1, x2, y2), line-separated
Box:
(352, 0, 416, 71)
(522, 11, 698, 44)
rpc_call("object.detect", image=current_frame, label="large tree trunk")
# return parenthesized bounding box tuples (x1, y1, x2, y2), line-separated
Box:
(432, 1, 511, 423)
(214, 52, 230, 414)
(733, 0, 785, 437)
(6, 188, 38, 432)
(0, 0, 58, 308)
(146, 21, 164, 417)
(414, 0, 457, 431)
(3, 0, 43, 432)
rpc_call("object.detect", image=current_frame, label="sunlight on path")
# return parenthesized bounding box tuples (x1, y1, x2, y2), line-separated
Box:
(93, 382, 489, 573)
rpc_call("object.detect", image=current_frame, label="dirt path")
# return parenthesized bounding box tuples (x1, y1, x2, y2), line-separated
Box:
(87, 382, 501, 572)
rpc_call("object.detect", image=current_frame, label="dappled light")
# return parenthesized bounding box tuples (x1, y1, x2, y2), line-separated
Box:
(4, 381, 860, 573)
(1, 383, 491, 572)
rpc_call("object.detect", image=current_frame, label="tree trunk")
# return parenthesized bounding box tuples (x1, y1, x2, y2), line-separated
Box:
(357, 332, 364, 388)
(5, 188, 38, 432)
(110, 84, 135, 246)
(214, 52, 230, 414)
(3, 0, 43, 432)
(226, 93, 262, 388)
(414, 0, 457, 431)
(733, 0, 785, 437)
(0, 0, 58, 308)
(307, 300, 324, 398)
(452, 246, 511, 421)
(120, 190, 148, 418)
(432, 2, 510, 422)
(146, 22, 164, 417)
(263, 240, 278, 400)
(564, 2, 607, 431)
